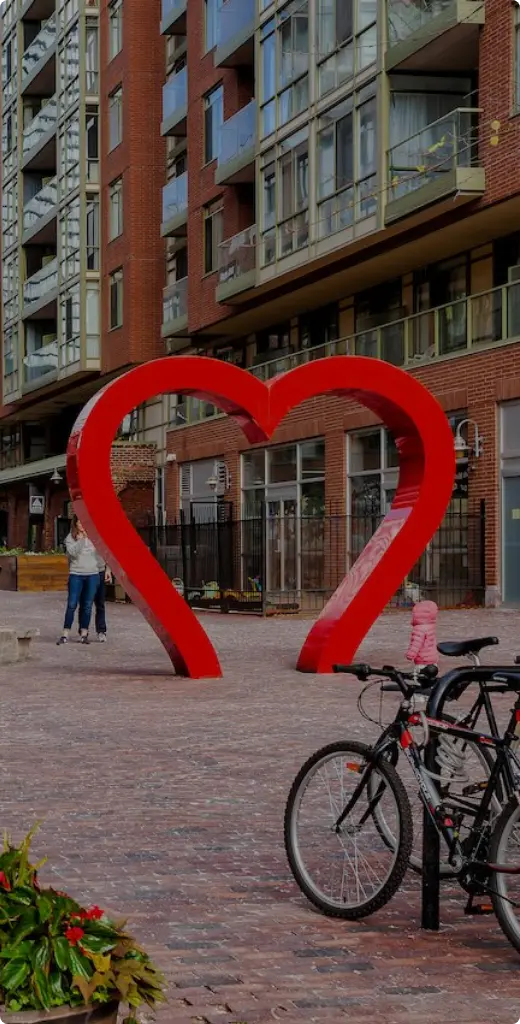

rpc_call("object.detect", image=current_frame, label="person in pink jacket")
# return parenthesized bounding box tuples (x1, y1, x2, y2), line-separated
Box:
(406, 600, 439, 668)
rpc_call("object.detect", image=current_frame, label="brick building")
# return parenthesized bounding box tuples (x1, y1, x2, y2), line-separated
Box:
(0, 0, 164, 547)
(3, 0, 520, 609)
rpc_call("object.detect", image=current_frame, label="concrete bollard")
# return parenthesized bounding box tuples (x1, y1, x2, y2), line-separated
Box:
(0, 628, 40, 664)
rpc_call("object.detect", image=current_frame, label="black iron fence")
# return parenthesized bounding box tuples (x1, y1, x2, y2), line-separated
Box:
(137, 504, 485, 614)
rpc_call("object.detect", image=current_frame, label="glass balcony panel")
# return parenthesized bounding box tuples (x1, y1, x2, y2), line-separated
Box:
(23, 336, 58, 383)
(218, 100, 256, 168)
(23, 96, 57, 155)
(355, 329, 378, 358)
(162, 0, 186, 19)
(218, 225, 256, 286)
(217, 0, 255, 48)
(21, 13, 56, 81)
(471, 289, 503, 346)
(507, 282, 520, 340)
(388, 0, 453, 44)
(438, 298, 467, 355)
(380, 321, 405, 365)
(162, 173, 187, 222)
(163, 277, 187, 326)
(410, 310, 435, 360)
(387, 107, 479, 202)
(23, 256, 58, 305)
(163, 67, 187, 120)
(23, 176, 57, 231)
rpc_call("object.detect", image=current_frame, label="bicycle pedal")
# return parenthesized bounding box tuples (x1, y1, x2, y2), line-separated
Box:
(464, 896, 493, 916)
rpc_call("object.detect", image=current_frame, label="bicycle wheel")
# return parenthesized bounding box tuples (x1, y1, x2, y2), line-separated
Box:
(373, 722, 497, 876)
(284, 740, 413, 919)
(489, 796, 520, 954)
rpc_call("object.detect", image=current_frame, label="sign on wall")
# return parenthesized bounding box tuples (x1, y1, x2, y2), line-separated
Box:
(29, 494, 45, 515)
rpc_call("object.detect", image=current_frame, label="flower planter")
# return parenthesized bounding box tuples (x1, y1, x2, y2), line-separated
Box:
(0, 554, 69, 592)
(2, 1004, 119, 1024)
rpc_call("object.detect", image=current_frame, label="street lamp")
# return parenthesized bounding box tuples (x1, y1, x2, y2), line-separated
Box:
(50, 468, 63, 484)
(453, 418, 483, 459)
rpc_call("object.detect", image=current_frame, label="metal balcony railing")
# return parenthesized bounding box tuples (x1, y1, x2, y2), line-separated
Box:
(218, 100, 256, 169)
(218, 225, 256, 286)
(23, 337, 58, 383)
(23, 176, 58, 232)
(162, 173, 188, 222)
(23, 257, 58, 306)
(388, 106, 480, 201)
(22, 95, 57, 155)
(163, 277, 187, 326)
(21, 12, 56, 82)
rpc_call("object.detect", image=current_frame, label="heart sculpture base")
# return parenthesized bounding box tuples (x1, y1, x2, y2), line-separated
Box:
(66, 356, 455, 678)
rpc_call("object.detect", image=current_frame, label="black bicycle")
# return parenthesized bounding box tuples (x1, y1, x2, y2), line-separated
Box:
(284, 662, 520, 954)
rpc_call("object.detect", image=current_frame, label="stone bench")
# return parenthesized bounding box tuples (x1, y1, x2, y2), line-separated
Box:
(0, 628, 40, 664)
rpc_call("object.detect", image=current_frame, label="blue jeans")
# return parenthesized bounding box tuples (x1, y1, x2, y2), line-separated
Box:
(64, 574, 99, 632)
(94, 571, 107, 634)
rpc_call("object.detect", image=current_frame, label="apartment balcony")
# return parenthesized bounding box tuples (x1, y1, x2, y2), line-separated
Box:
(23, 336, 58, 391)
(22, 96, 57, 172)
(22, 176, 58, 245)
(161, 173, 188, 237)
(215, 0, 255, 68)
(386, 0, 485, 72)
(216, 225, 256, 303)
(385, 107, 485, 224)
(21, 13, 56, 96)
(215, 101, 256, 186)
(161, 278, 188, 341)
(21, 0, 55, 21)
(161, 67, 187, 136)
(161, 0, 186, 36)
(22, 257, 58, 317)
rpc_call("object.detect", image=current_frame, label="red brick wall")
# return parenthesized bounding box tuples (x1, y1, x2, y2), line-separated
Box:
(99, 0, 165, 374)
(185, 2, 255, 335)
(477, 2, 520, 208)
(164, 342, 520, 593)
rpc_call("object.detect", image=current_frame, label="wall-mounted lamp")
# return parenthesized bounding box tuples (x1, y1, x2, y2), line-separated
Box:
(453, 418, 484, 459)
(50, 468, 63, 484)
(206, 474, 218, 492)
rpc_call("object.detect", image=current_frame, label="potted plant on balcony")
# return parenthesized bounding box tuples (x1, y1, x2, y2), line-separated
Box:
(0, 826, 166, 1024)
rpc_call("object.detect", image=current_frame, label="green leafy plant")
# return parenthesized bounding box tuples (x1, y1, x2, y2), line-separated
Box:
(0, 826, 166, 1022)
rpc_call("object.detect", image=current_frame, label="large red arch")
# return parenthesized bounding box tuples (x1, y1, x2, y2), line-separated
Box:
(66, 356, 455, 677)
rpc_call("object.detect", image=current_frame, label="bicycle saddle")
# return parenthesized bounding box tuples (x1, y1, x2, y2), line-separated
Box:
(437, 636, 499, 658)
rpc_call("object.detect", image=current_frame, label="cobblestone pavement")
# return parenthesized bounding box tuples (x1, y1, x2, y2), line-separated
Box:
(1, 594, 520, 1023)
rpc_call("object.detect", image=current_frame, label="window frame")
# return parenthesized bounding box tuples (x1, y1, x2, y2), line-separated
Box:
(203, 198, 224, 275)
(108, 176, 123, 240)
(204, 0, 219, 52)
(203, 84, 224, 164)
(108, 0, 123, 60)
(108, 85, 123, 151)
(109, 267, 123, 330)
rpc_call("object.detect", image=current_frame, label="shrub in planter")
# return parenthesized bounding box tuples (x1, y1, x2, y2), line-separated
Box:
(0, 827, 166, 1024)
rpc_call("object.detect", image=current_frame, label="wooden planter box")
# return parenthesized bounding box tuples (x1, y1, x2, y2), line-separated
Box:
(3, 1003, 118, 1023)
(0, 555, 69, 592)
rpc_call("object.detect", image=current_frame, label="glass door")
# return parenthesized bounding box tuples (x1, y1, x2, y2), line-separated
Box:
(503, 475, 520, 604)
(266, 495, 298, 593)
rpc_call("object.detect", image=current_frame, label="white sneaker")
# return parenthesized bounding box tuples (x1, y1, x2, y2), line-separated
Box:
(98, 633, 107, 643)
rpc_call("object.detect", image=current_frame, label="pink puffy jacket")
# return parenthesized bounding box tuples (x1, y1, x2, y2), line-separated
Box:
(406, 600, 438, 666)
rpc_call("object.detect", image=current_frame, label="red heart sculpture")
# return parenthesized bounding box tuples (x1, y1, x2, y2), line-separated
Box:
(67, 356, 455, 677)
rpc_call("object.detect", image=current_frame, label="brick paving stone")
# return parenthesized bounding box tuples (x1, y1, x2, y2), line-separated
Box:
(1, 593, 520, 1022)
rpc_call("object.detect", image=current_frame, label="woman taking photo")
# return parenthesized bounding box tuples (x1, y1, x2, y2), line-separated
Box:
(57, 515, 106, 645)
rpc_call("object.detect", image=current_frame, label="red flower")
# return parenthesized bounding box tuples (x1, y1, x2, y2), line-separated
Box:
(65, 926, 85, 946)
(85, 906, 104, 921)
(0, 872, 11, 891)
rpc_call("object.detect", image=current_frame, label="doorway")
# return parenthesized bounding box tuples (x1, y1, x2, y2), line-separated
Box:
(266, 493, 298, 593)
(503, 475, 520, 603)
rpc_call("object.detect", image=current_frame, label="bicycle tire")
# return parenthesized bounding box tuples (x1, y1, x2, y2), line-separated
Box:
(284, 740, 413, 920)
(489, 795, 520, 954)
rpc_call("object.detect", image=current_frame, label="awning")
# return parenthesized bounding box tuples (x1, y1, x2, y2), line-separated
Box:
(0, 453, 67, 487)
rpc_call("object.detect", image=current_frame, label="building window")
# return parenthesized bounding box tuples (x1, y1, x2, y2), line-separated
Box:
(260, 2, 309, 138)
(515, 8, 520, 112)
(86, 197, 99, 270)
(205, 0, 218, 51)
(317, 86, 377, 238)
(204, 84, 223, 164)
(203, 199, 224, 274)
(108, 86, 123, 151)
(109, 268, 123, 328)
(108, 177, 123, 239)
(317, 0, 377, 99)
(85, 21, 99, 94)
(261, 128, 309, 265)
(86, 111, 99, 183)
(109, 0, 123, 59)
(299, 305, 339, 353)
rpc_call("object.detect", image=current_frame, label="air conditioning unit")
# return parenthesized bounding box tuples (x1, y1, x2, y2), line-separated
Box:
(508, 265, 520, 284)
